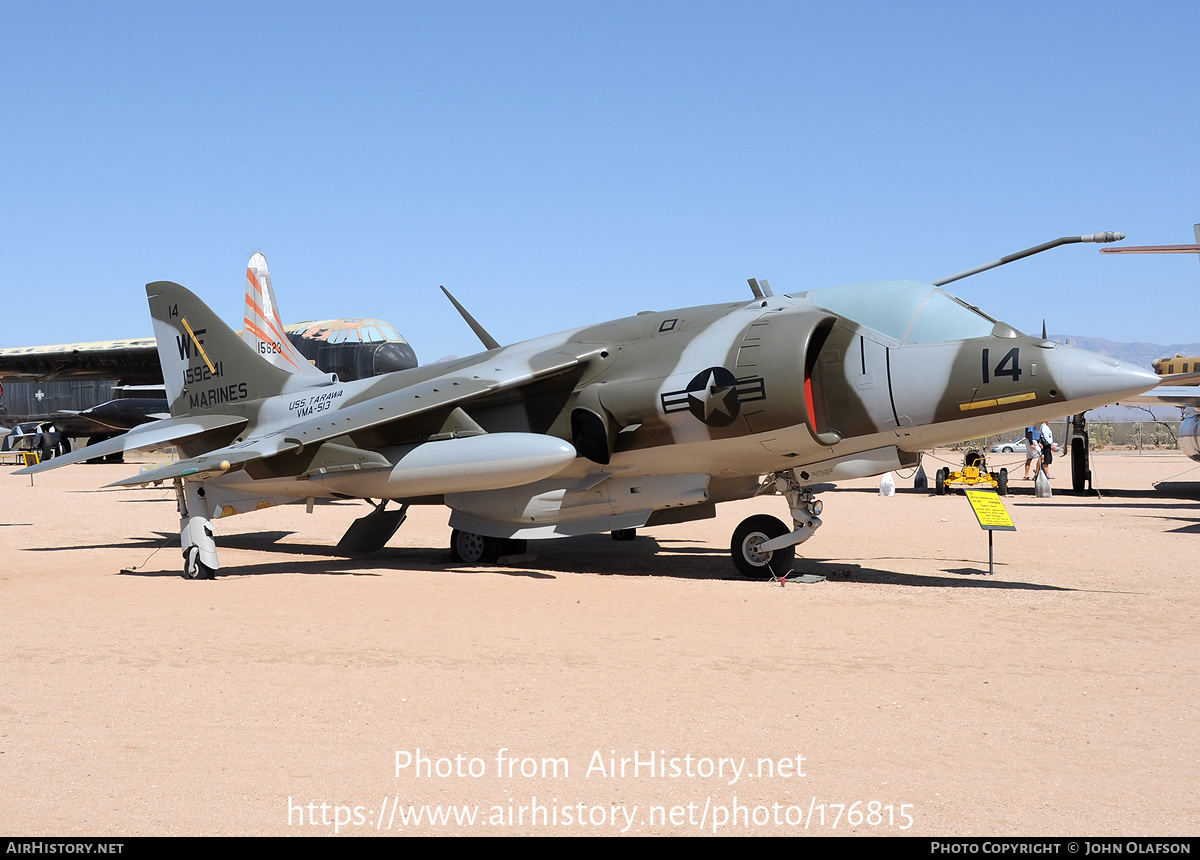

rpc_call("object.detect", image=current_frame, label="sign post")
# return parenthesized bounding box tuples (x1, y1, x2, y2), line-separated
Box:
(963, 489, 1016, 574)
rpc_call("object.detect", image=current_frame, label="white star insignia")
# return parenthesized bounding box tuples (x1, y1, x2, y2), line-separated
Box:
(688, 370, 735, 421)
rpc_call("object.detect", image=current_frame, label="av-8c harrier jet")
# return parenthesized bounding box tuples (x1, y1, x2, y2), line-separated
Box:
(19, 233, 1158, 579)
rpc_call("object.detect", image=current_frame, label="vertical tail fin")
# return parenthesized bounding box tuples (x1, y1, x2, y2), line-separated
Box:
(148, 281, 312, 418)
(243, 253, 327, 379)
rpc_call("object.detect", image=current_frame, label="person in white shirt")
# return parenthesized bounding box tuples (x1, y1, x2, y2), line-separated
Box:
(1039, 422, 1054, 478)
(1024, 425, 1040, 479)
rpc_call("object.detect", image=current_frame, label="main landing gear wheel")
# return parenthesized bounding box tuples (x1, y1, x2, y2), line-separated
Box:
(996, 467, 1008, 496)
(731, 515, 795, 579)
(182, 546, 215, 580)
(1071, 436, 1088, 493)
(449, 529, 502, 564)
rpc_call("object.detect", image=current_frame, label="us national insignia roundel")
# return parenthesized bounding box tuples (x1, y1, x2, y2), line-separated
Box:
(660, 366, 766, 428)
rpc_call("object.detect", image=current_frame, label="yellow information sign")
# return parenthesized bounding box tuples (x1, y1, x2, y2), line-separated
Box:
(964, 489, 1016, 531)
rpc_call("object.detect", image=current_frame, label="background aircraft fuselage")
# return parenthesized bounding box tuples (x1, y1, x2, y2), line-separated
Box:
(0, 321, 418, 454)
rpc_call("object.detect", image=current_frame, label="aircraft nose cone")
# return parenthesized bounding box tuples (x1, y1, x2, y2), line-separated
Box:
(1058, 346, 1159, 410)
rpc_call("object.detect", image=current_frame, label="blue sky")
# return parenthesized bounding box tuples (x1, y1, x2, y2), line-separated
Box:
(2, 2, 1197, 360)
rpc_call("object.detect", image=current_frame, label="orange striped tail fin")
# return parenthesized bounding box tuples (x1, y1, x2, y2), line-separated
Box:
(243, 253, 326, 379)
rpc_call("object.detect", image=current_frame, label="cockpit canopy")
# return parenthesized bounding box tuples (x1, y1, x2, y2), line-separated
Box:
(287, 319, 409, 345)
(799, 280, 1004, 343)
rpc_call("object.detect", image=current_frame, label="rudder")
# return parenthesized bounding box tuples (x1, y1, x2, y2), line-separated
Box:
(148, 281, 311, 418)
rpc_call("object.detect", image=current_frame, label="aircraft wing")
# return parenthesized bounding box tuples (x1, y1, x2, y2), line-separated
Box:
(0, 338, 161, 383)
(1099, 244, 1200, 254)
(1120, 385, 1200, 407)
(102, 346, 602, 488)
(1151, 370, 1200, 386)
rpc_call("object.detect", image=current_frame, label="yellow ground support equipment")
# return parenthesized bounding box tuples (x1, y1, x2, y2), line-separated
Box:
(934, 450, 1009, 496)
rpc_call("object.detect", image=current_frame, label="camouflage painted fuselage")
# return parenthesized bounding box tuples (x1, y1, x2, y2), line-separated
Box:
(133, 279, 1155, 539)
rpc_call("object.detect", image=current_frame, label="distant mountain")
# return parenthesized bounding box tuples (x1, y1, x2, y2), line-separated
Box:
(1050, 335, 1198, 421)
(1050, 336, 1200, 370)
(1087, 402, 1186, 421)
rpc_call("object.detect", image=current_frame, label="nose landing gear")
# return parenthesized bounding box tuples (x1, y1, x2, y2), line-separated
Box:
(731, 514, 794, 578)
(731, 471, 823, 579)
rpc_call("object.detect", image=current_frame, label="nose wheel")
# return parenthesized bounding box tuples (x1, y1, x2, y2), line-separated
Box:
(731, 515, 795, 579)
(731, 472, 824, 578)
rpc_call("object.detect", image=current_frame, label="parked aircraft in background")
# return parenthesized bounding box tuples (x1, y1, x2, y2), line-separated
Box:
(1101, 224, 1200, 465)
(0, 255, 417, 459)
(18, 232, 1158, 580)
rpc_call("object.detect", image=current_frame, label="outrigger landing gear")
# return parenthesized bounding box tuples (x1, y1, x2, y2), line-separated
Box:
(731, 471, 823, 579)
(176, 479, 218, 580)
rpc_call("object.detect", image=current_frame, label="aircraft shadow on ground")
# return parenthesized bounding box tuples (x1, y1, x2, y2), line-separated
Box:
(99, 497, 175, 503)
(795, 558, 1077, 591)
(837, 486, 1047, 497)
(840, 482, 1200, 502)
(27, 530, 553, 580)
(1152, 515, 1200, 535)
(20, 528, 1080, 589)
(1009, 500, 1200, 536)
(483, 545, 1077, 590)
(1086, 483, 1200, 500)
(24, 530, 299, 555)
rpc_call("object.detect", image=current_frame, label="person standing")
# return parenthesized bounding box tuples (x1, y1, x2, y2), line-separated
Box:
(1025, 425, 1041, 479)
(1039, 422, 1054, 478)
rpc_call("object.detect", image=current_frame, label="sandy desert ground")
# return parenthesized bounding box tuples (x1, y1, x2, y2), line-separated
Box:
(1, 448, 1197, 836)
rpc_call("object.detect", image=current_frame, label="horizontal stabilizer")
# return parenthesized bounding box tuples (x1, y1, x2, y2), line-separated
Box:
(15, 414, 248, 475)
(104, 431, 306, 487)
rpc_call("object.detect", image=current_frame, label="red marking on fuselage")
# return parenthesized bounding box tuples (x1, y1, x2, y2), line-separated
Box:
(804, 373, 817, 429)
